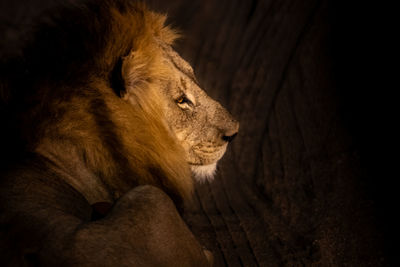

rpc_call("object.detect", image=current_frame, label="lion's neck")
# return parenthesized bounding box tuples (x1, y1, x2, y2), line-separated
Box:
(35, 140, 114, 205)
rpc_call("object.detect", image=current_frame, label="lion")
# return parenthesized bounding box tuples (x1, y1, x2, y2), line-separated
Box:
(0, 0, 238, 266)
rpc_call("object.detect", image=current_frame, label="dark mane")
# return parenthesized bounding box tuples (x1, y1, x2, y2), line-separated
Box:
(0, 0, 190, 202)
(1, 0, 141, 167)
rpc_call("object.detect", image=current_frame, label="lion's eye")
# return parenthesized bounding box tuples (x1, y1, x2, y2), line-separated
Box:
(176, 96, 192, 105)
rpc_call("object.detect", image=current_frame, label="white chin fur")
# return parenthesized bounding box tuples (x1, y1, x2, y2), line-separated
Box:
(191, 163, 217, 182)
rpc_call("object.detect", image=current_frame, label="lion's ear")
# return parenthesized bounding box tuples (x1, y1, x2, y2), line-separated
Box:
(120, 49, 157, 94)
(110, 58, 126, 98)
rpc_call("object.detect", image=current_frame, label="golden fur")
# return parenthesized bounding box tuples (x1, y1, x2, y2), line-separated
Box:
(3, 1, 193, 203)
(1, 0, 239, 205)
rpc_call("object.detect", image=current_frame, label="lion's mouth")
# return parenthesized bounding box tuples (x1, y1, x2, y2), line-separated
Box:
(189, 144, 227, 166)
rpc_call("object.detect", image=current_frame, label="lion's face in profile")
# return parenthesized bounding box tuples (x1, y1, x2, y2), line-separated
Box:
(121, 37, 239, 182)
(161, 46, 239, 181)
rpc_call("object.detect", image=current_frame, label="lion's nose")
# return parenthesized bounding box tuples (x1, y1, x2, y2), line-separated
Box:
(222, 132, 237, 143)
(222, 121, 239, 143)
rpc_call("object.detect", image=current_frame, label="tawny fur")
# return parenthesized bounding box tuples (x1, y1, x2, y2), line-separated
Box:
(8, 1, 192, 203)
(1, 0, 238, 205)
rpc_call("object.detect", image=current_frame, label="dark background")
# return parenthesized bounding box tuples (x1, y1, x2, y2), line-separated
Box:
(1, 0, 394, 266)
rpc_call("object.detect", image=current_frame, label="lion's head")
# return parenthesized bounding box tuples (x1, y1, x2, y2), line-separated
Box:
(4, 1, 238, 204)
(121, 35, 239, 183)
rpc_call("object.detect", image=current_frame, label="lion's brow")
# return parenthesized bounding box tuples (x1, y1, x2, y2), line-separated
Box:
(161, 45, 199, 86)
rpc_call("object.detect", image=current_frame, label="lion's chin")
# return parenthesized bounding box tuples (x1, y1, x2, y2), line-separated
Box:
(191, 163, 217, 182)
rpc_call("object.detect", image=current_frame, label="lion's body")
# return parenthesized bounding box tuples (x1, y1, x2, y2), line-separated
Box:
(0, 0, 237, 265)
